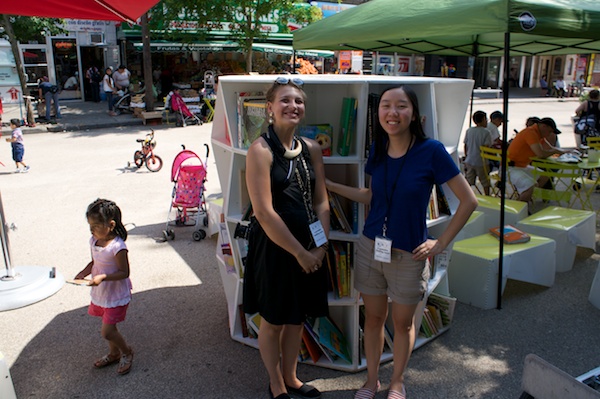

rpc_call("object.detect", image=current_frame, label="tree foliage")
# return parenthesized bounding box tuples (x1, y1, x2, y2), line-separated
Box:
(149, 0, 322, 72)
(0, 16, 64, 43)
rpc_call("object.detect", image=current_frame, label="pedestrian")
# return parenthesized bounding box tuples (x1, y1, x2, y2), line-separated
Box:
(554, 76, 567, 98)
(326, 85, 477, 399)
(540, 74, 549, 96)
(102, 68, 118, 116)
(86, 66, 102, 102)
(113, 65, 131, 91)
(74, 198, 134, 375)
(487, 110, 504, 149)
(244, 77, 330, 399)
(5, 118, 29, 173)
(38, 76, 61, 121)
(463, 110, 493, 195)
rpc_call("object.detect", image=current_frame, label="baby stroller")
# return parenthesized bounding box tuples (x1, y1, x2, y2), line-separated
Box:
(163, 144, 210, 241)
(168, 89, 203, 127)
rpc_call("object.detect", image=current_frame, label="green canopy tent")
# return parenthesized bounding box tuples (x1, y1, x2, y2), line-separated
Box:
(294, 0, 600, 309)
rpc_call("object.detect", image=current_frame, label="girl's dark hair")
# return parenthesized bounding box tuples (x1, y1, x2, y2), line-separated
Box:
(10, 118, 20, 127)
(372, 85, 427, 164)
(86, 198, 127, 241)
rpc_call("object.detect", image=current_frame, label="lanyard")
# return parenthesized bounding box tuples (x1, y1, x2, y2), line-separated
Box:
(382, 136, 413, 237)
(294, 153, 316, 222)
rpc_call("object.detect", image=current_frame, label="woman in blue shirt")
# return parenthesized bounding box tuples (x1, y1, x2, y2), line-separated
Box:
(327, 85, 476, 399)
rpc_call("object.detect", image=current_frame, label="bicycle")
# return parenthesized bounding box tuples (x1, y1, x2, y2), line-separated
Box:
(128, 130, 163, 172)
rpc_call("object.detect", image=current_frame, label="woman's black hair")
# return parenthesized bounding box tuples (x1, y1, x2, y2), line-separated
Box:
(372, 85, 427, 164)
(86, 198, 127, 241)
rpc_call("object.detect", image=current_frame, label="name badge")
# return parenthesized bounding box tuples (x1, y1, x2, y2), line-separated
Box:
(309, 220, 327, 248)
(374, 235, 393, 263)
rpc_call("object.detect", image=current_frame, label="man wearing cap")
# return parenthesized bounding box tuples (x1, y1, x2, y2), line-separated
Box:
(507, 117, 566, 203)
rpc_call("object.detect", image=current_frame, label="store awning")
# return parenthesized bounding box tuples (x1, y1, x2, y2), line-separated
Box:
(132, 41, 335, 58)
(252, 43, 334, 58)
(133, 41, 240, 53)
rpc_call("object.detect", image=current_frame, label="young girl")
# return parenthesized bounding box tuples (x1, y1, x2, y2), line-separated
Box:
(75, 198, 134, 375)
(5, 119, 29, 173)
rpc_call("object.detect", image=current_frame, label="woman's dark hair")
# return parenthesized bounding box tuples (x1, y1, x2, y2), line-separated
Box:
(372, 85, 427, 164)
(86, 198, 127, 241)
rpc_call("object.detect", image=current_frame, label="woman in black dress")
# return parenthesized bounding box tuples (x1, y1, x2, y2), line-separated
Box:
(244, 77, 330, 399)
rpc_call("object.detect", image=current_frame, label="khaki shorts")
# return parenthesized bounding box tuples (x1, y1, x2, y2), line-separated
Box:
(354, 235, 429, 305)
(465, 163, 490, 188)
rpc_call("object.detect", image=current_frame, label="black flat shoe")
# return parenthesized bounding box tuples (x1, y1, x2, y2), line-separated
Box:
(269, 385, 291, 399)
(285, 383, 321, 399)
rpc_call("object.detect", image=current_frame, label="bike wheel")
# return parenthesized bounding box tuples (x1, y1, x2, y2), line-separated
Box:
(145, 155, 163, 172)
(134, 151, 144, 168)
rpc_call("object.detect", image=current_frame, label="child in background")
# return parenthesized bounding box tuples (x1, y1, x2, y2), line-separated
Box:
(5, 119, 29, 173)
(75, 199, 134, 375)
(463, 111, 492, 195)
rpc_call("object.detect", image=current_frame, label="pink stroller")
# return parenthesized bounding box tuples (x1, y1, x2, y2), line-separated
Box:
(169, 90, 202, 127)
(162, 144, 210, 241)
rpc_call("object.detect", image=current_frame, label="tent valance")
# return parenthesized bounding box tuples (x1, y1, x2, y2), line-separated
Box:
(252, 43, 334, 58)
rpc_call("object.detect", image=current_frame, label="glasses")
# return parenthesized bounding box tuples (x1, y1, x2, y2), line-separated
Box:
(274, 77, 304, 88)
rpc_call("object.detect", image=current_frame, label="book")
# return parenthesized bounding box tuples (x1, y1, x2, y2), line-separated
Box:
(428, 293, 457, 326)
(328, 191, 352, 233)
(247, 312, 262, 336)
(305, 318, 336, 362)
(365, 93, 379, 158)
(317, 316, 351, 363)
(436, 184, 452, 216)
(298, 339, 311, 362)
(237, 92, 268, 149)
(301, 325, 323, 363)
(298, 124, 333, 156)
(489, 225, 531, 244)
(238, 304, 249, 338)
(324, 245, 339, 297)
(337, 97, 357, 156)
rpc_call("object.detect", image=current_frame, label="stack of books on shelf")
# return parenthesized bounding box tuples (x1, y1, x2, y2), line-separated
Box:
(418, 293, 456, 339)
(427, 248, 450, 281)
(337, 97, 357, 156)
(301, 316, 351, 364)
(427, 184, 452, 220)
(237, 91, 268, 149)
(328, 191, 353, 233)
(325, 241, 353, 298)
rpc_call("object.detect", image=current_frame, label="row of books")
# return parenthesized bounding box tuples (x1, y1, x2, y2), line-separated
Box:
(325, 241, 353, 299)
(236, 91, 357, 156)
(239, 310, 351, 365)
(427, 184, 452, 220)
(419, 293, 456, 339)
(328, 190, 357, 234)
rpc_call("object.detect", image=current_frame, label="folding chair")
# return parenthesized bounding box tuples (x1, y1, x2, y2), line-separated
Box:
(479, 146, 519, 199)
(530, 159, 588, 211)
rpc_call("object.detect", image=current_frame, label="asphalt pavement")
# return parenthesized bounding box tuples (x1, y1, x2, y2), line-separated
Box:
(1, 90, 599, 399)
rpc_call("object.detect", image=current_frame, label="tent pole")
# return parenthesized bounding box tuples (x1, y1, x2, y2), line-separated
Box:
(497, 32, 511, 310)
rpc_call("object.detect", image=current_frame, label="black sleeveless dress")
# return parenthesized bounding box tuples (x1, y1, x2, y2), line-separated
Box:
(243, 127, 329, 325)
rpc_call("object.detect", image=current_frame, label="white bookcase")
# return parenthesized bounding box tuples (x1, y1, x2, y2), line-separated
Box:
(211, 74, 473, 372)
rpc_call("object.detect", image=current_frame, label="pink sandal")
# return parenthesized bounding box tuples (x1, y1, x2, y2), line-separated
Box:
(387, 384, 406, 399)
(354, 381, 380, 399)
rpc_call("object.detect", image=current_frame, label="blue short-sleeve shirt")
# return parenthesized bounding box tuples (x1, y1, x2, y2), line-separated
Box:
(364, 138, 459, 252)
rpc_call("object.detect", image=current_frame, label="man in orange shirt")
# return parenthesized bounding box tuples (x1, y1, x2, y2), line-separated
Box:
(507, 117, 566, 203)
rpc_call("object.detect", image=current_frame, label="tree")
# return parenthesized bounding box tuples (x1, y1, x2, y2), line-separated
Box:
(149, 0, 322, 73)
(0, 16, 64, 126)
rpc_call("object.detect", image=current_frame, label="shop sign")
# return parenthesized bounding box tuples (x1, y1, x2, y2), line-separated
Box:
(62, 19, 112, 32)
(309, 1, 356, 18)
(54, 41, 74, 50)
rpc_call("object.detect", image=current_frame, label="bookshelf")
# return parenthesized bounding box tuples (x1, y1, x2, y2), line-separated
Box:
(211, 74, 473, 371)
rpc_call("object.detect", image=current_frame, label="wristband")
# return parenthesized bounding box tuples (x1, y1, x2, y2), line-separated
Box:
(320, 242, 330, 252)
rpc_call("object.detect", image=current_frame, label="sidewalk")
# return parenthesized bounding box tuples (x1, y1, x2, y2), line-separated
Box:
(1, 100, 150, 134)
